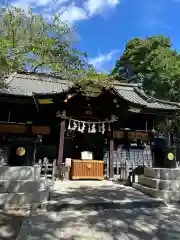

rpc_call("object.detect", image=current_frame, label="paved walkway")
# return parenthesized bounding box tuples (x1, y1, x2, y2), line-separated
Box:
(19, 181, 180, 240)
(0, 210, 29, 240)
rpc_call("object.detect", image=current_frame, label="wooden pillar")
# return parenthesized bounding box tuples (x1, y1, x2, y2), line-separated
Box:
(57, 119, 66, 166)
(33, 142, 37, 166)
(109, 139, 114, 179)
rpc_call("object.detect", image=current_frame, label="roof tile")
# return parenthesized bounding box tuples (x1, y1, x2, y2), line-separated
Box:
(113, 85, 179, 110)
(4, 73, 72, 96)
(114, 85, 147, 106)
(1, 73, 179, 111)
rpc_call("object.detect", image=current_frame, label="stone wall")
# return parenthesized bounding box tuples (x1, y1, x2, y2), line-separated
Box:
(133, 167, 180, 203)
(0, 166, 41, 181)
(0, 166, 49, 209)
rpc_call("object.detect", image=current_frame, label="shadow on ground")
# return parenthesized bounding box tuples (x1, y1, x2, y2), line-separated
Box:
(0, 210, 27, 240)
(20, 181, 180, 240)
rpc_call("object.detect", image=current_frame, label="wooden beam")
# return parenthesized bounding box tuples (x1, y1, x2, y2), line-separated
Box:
(57, 118, 66, 166)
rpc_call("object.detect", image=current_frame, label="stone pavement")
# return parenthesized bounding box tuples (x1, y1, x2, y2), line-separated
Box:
(0, 209, 29, 240)
(19, 181, 180, 240)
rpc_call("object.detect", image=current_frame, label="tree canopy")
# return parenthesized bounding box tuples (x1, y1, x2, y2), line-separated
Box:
(0, 6, 109, 91)
(111, 35, 180, 101)
(0, 7, 88, 78)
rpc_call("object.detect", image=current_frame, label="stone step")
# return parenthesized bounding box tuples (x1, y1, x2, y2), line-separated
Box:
(0, 179, 46, 193)
(144, 167, 180, 180)
(138, 176, 180, 191)
(0, 187, 50, 207)
(133, 183, 180, 203)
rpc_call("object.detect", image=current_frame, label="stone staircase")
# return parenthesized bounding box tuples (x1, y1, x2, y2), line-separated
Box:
(0, 165, 50, 209)
(133, 167, 180, 203)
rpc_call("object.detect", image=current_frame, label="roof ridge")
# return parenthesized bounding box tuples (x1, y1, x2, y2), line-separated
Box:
(16, 71, 71, 81)
(113, 80, 140, 88)
(134, 87, 180, 106)
(16, 72, 72, 85)
(5, 72, 18, 84)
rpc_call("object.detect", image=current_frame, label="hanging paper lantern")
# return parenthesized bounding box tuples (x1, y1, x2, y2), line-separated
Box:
(16, 147, 26, 156)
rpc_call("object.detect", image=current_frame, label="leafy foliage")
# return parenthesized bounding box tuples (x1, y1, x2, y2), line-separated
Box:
(73, 66, 113, 95)
(1, 6, 88, 73)
(111, 35, 180, 101)
(0, 6, 111, 92)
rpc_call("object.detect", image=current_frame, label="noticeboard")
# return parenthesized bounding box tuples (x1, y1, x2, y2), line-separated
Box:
(65, 158, 72, 167)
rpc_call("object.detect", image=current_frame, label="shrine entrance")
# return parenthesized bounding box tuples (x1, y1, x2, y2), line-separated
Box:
(62, 114, 111, 180)
(64, 130, 106, 161)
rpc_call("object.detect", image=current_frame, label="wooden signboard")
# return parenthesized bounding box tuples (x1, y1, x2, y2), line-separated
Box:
(128, 131, 149, 141)
(0, 124, 27, 133)
(0, 124, 50, 135)
(112, 130, 149, 141)
(113, 131, 124, 139)
(65, 158, 72, 167)
(32, 126, 50, 135)
(38, 99, 53, 104)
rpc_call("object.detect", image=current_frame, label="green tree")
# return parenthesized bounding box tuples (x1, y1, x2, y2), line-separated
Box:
(0, 6, 87, 85)
(111, 36, 180, 101)
(75, 66, 112, 95)
(0, 6, 111, 91)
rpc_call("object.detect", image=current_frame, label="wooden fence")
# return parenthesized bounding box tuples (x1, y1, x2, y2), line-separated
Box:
(37, 158, 56, 186)
(104, 147, 153, 180)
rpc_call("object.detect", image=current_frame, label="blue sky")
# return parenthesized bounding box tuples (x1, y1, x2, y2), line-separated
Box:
(1, 0, 180, 72)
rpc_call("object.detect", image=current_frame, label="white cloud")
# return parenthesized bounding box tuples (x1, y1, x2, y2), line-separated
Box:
(89, 50, 119, 72)
(38, 0, 69, 6)
(84, 0, 120, 16)
(10, 0, 36, 13)
(10, 0, 68, 11)
(59, 4, 88, 24)
(9, 0, 120, 24)
(37, 0, 53, 6)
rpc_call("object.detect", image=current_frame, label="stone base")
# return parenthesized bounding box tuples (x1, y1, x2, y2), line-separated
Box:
(0, 187, 50, 209)
(144, 167, 180, 180)
(138, 176, 180, 191)
(133, 183, 180, 203)
(0, 166, 51, 209)
(0, 166, 41, 181)
(0, 179, 46, 193)
(133, 167, 180, 203)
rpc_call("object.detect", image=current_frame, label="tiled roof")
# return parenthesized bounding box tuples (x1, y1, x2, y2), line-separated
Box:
(1, 73, 179, 110)
(114, 85, 148, 106)
(3, 72, 72, 96)
(113, 82, 179, 110)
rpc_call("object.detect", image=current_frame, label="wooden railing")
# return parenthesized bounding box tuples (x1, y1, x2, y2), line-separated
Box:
(37, 158, 56, 185)
(104, 147, 153, 180)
